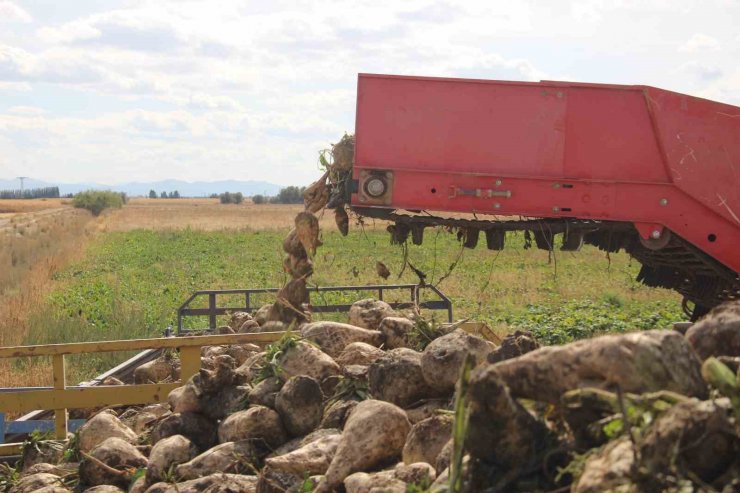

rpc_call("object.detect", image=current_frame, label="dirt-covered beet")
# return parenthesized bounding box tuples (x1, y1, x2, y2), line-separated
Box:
(79, 437, 147, 488)
(175, 440, 261, 479)
(686, 299, 740, 360)
(336, 342, 385, 366)
(369, 348, 441, 407)
(348, 298, 396, 330)
(493, 330, 708, 403)
(248, 376, 283, 408)
(379, 316, 415, 349)
(467, 365, 552, 469)
(279, 340, 341, 384)
(301, 321, 383, 358)
(316, 400, 411, 492)
(402, 415, 453, 466)
(320, 399, 358, 430)
(264, 433, 341, 475)
(147, 473, 258, 493)
(420, 329, 494, 393)
(275, 375, 324, 437)
(218, 406, 288, 448)
(145, 434, 197, 484)
(151, 412, 218, 452)
(77, 411, 137, 453)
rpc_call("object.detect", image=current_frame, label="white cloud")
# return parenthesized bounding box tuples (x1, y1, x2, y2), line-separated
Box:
(0, 1, 31, 23)
(0, 80, 29, 90)
(7, 105, 46, 116)
(0, 0, 738, 185)
(679, 61, 723, 81)
(37, 20, 101, 44)
(692, 72, 740, 105)
(679, 33, 721, 53)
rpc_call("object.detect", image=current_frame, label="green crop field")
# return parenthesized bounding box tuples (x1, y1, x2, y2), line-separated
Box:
(16, 225, 684, 382)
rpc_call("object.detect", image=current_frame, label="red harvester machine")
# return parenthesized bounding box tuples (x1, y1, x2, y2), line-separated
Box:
(347, 74, 739, 320)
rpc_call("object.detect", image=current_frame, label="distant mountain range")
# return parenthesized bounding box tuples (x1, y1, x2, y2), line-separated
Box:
(0, 178, 283, 197)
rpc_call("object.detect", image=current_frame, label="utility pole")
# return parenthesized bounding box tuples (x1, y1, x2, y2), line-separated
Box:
(17, 176, 28, 194)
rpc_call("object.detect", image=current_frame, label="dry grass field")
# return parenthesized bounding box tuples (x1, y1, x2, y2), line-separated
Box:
(102, 198, 337, 231)
(0, 198, 70, 214)
(0, 199, 71, 234)
(0, 207, 96, 387)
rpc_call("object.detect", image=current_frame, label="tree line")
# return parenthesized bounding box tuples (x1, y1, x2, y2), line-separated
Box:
(208, 186, 306, 205)
(148, 190, 181, 199)
(0, 186, 60, 199)
(251, 186, 305, 205)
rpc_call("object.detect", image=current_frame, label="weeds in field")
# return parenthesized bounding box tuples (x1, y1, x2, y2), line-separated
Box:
(449, 354, 474, 493)
(255, 331, 302, 382)
(497, 298, 680, 345)
(63, 430, 81, 463)
(328, 375, 371, 405)
(408, 315, 449, 351)
(298, 474, 316, 492)
(0, 463, 19, 492)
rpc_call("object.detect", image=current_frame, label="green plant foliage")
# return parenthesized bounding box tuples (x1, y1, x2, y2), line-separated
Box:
(63, 430, 81, 463)
(299, 474, 316, 492)
(449, 354, 475, 493)
(219, 191, 244, 204)
(129, 468, 146, 487)
(701, 357, 740, 414)
(270, 186, 305, 204)
(328, 375, 371, 405)
(0, 186, 60, 199)
(72, 190, 124, 216)
(255, 331, 302, 382)
(498, 298, 680, 345)
(406, 477, 433, 492)
(0, 463, 20, 492)
(408, 316, 449, 351)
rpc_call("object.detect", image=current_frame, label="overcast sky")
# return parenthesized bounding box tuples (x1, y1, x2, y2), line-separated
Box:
(0, 0, 738, 186)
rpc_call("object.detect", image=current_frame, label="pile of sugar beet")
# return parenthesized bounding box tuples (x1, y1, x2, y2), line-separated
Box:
(5, 303, 740, 493)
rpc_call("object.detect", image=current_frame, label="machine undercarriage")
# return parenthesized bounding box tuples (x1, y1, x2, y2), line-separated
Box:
(354, 207, 739, 320)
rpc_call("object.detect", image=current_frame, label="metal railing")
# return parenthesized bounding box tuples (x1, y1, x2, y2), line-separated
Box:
(177, 284, 453, 333)
(0, 332, 283, 456)
(0, 412, 85, 444)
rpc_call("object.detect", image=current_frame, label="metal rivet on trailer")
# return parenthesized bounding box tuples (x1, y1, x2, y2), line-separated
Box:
(552, 206, 560, 212)
(553, 183, 561, 188)
(493, 203, 501, 209)
(651, 229, 661, 239)
(495, 179, 502, 186)
(660, 198, 668, 206)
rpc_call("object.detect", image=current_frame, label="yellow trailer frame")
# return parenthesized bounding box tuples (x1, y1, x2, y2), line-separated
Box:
(0, 332, 283, 456)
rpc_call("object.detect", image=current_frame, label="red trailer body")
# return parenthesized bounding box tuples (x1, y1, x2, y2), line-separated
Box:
(350, 73, 739, 316)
